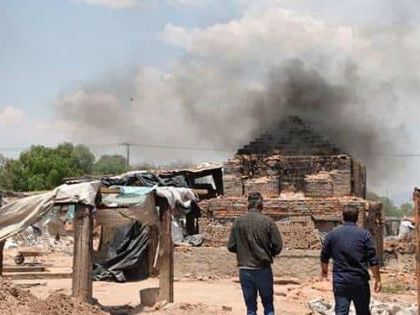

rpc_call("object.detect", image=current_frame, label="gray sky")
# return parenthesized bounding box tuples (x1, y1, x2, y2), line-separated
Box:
(1, 0, 419, 204)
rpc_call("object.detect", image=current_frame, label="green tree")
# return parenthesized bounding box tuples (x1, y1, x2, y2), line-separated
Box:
(0, 143, 96, 191)
(0, 155, 25, 191)
(72, 144, 95, 174)
(367, 191, 413, 217)
(93, 155, 127, 175)
(399, 202, 413, 217)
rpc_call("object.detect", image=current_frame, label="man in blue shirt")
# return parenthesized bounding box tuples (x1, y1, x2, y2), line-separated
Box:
(320, 207, 381, 315)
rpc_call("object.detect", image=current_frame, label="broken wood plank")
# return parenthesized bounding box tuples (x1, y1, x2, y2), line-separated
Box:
(99, 187, 121, 194)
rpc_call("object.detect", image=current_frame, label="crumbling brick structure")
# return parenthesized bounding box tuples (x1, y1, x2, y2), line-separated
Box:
(199, 116, 383, 257)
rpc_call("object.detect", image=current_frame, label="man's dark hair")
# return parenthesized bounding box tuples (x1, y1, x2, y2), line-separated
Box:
(248, 192, 263, 210)
(342, 207, 359, 223)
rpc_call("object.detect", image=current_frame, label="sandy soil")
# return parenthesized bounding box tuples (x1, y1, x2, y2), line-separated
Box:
(3, 249, 417, 315)
(13, 275, 416, 315)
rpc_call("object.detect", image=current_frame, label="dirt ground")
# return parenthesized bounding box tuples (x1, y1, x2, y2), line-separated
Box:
(2, 248, 417, 315)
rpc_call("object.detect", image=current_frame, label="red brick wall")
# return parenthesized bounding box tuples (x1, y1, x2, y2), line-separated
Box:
(198, 197, 373, 250)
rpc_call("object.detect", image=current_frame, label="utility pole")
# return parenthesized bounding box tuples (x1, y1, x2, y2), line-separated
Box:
(121, 143, 131, 171)
(121, 98, 135, 172)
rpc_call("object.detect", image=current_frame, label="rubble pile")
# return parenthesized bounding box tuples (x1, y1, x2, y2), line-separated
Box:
(6, 226, 74, 255)
(384, 237, 415, 256)
(0, 279, 108, 315)
(308, 298, 417, 315)
(7, 234, 74, 255)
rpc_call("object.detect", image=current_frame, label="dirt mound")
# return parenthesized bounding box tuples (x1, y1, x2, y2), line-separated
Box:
(0, 279, 108, 315)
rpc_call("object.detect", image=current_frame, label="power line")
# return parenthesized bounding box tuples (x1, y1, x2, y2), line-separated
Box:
(0, 143, 234, 153)
(2, 143, 420, 156)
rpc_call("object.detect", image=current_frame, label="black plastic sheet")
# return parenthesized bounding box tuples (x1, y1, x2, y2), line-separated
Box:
(93, 222, 150, 282)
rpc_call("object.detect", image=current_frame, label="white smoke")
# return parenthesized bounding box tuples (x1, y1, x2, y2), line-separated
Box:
(54, 1, 420, 195)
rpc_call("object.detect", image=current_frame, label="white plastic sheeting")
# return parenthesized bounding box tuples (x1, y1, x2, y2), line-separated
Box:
(0, 182, 100, 241)
(156, 187, 198, 209)
(0, 182, 198, 241)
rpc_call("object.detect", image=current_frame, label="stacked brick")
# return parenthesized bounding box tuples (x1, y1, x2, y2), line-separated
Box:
(197, 116, 381, 251)
(304, 170, 351, 197)
(199, 218, 233, 247)
(351, 161, 367, 198)
(222, 154, 357, 198)
(199, 197, 373, 249)
(304, 172, 333, 197)
(237, 116, 342, 156)
(200, 197, 370, 220)
(223, 175, 243, 197)
(276, 216, 321, 249)
(244, 177, 279, 197)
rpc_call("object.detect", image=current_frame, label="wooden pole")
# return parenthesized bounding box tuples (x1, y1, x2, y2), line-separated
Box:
(72, 204, 93, 302)
(0, 193, 4, 276)
(158, 198, 174, 303)
(414, 188, 420, 315)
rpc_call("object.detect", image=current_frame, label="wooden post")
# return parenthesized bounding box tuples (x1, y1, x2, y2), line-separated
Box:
(158, 198, 174, 303)
(72, 204, 93, 302)
(414, 188, 420, 315)
(0, 241, 4, 276)
(0, 193, 4, 276)
(148, 224, 159, 277)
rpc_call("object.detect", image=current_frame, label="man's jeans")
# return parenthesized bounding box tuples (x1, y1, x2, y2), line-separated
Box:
(334, 282, 371, 315)
(239, 267, 274, 315)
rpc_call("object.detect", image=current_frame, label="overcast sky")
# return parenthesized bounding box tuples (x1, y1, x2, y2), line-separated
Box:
(1, 0, 420, 204)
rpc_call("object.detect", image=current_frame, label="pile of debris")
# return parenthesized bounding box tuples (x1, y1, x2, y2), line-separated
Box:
(0, 279, 108, 315)
(308, 298, 417, 315)
(6, 231, 74, 255)
(384, 237, 415, 256)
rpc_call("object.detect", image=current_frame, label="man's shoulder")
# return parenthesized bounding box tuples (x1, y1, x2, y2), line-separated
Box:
(327, 224, 371, 238)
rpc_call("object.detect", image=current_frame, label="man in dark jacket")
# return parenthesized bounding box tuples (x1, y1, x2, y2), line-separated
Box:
(320, 207, 381, 315)
(228, 192, 283, 315)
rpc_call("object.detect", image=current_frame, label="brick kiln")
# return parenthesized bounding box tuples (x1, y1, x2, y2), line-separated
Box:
(198, 116, 383, 256)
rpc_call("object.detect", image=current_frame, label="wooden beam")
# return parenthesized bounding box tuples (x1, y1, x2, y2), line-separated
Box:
(158, 198, 174, 303)
(72, 204, 93, 303)
(414, 188, 420, 315)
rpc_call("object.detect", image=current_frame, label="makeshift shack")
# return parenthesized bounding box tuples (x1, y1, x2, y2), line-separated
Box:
(0, 168, 216, 303)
